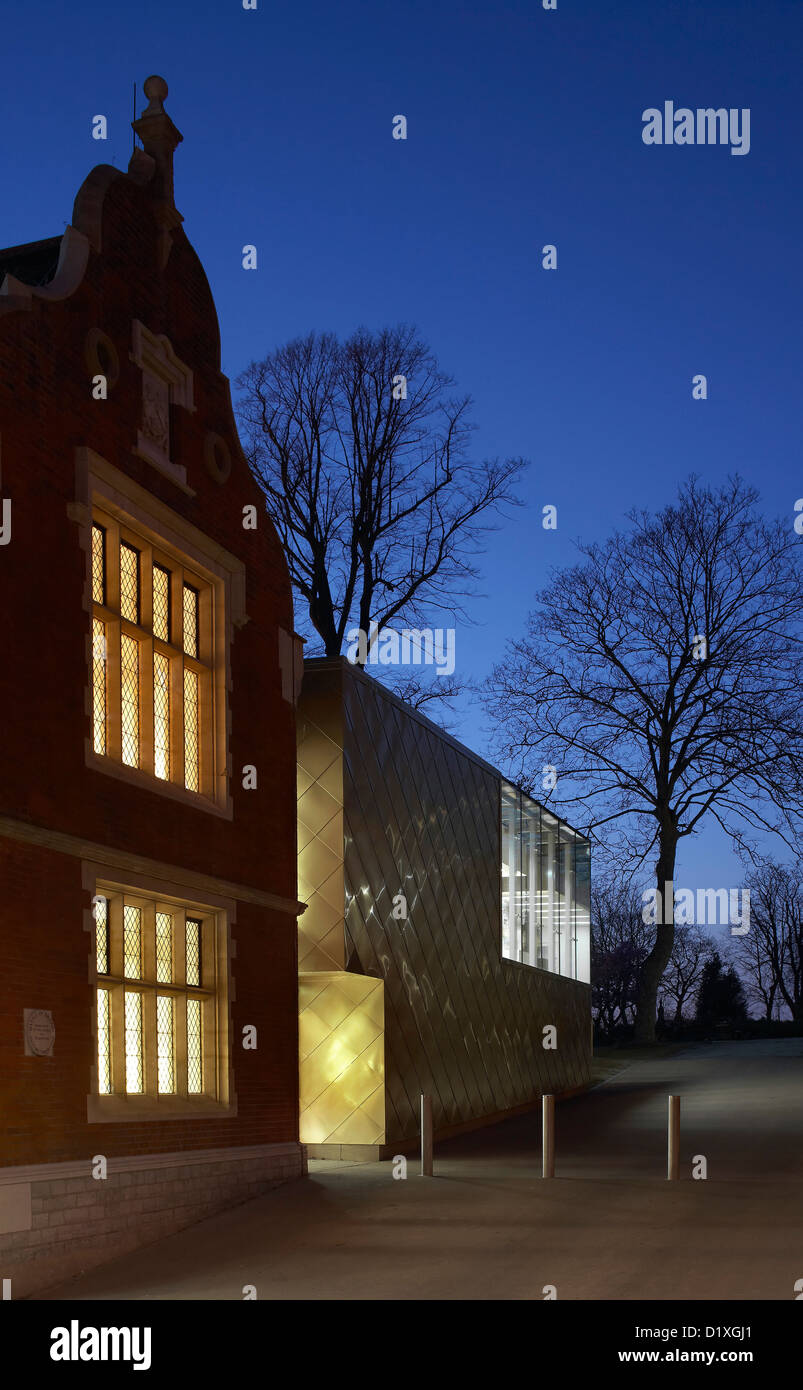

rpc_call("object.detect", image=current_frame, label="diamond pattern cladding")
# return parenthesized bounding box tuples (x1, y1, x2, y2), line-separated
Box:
(339, 666, 592, 1146)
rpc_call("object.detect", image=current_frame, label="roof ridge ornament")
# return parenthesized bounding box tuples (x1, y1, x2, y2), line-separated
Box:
(130, 75, 184, 253)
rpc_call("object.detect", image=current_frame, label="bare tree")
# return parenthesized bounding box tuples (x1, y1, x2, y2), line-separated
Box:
(732, 859, 803, 1022)
(484, 477, 803, 1041)
(727, 918, 779, 1021)
(383, 672, 464, 727)
(591, 876, 652, 1039)
(236, 327, 525, 683)
(658, 923, 714, 1024)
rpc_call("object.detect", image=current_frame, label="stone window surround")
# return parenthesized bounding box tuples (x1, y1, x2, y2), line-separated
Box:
(83, 860, 237, 1123)
(73, 447, 248, 819)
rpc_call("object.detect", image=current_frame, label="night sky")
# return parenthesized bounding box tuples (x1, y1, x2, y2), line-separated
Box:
(3, 0, 801, 905)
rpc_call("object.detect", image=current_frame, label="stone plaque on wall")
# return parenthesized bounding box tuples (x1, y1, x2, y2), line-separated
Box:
(24, 1009, 55, 1057)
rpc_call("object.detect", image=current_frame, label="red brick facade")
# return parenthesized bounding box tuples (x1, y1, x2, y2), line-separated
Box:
(0, 79, 303, 1292)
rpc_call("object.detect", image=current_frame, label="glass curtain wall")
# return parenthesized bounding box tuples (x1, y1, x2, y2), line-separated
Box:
(501, 781, 590, 983)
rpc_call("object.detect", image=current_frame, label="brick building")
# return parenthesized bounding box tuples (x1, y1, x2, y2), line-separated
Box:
(0, 76, 304, 1296)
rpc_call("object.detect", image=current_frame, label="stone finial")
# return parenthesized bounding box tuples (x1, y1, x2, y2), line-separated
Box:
(131, 74, 183, 228)
(142, 74, 169, 113)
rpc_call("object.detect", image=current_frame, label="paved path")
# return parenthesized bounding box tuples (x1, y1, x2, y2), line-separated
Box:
(41, 1039, 803, 1301)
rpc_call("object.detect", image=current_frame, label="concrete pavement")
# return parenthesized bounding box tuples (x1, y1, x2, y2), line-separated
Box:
(39, 1039, 803, 1300)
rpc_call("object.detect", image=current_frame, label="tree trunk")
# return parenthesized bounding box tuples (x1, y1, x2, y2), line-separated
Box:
(634, 833, 678, 1043)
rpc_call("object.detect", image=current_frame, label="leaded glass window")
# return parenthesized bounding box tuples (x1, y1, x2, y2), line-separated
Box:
(91, 524, 106, 605)
(152, 563, 170, 642)
(91, 889, 220, 1105)
(157, 995, 175, 1094)
(120, 634, 140, 768)
(120, 542, 141, 624)
(183, 669, 199, 791)
(186, 998, 203, 1094)
(95, 895, 109, 974)
(89, 510, 216, 801)
(182, 583, 199, 658)
(186, 917, 201, 987)
(97, 988, 111, 1095)
(124, 990, 143, 1093)
(123, 904, 142, 979)
(92, 619, 107, 755)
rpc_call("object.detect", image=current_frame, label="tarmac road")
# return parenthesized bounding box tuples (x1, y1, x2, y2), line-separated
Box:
(39, 1038, 803, 1300)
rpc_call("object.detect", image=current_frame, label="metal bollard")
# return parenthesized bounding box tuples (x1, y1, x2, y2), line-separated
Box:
(542, 1093, 555, 1178)
(420, 1093, 433, 1176)
(667, 1094, 680, 1180)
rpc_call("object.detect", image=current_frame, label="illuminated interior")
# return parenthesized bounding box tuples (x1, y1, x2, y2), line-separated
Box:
(90, 516, 207, 794)
(93, 892, 215, 1101)
(501, 781, 591, 982)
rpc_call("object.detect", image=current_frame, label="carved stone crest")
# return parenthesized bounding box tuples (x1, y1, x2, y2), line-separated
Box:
(131, 319, 194, 487)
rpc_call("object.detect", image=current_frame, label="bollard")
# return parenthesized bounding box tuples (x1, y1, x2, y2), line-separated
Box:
(542, 1093, 555, 1178)
(667, 1094, 680, 1180)
(420, 1093, 433, 1176)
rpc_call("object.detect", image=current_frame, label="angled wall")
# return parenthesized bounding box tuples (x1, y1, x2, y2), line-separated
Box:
(297, 658, 591, 1154)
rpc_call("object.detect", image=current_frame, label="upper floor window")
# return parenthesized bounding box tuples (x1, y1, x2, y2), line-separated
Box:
(501, 781, 591, 983)
(90, 509, 215, 800)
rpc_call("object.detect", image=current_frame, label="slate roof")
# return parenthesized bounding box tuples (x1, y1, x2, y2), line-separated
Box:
(0, 236, 62, 288)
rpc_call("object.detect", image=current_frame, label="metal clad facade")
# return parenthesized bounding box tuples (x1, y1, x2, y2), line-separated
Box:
(336, 661, 591, 1145)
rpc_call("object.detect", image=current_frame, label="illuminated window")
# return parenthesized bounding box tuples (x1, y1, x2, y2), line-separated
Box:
(185, 917, 201, 987)
(187, 998, 203, 1094)
(120, 635, 140, 768)
(153, 653, 171, 781)
(92, 620, 107, 756)
(123, 903, 142, 978)
(92, 888, 222, 1106)
(124, 991, 144, 1093)
(155, 911, 173, 983)
(95, 895, 109, 974)
(152, 564, 170, 642)
(183, 669, 199, 791)
(500, 781, 591, 983)
(97, 988, 111, 1095)
(182, 583, 199, 658)
(157, 995, 175, 1094)
(91, 524, 106, 605)
(89, 508, 217, 800)
(119, 542, 140, 624)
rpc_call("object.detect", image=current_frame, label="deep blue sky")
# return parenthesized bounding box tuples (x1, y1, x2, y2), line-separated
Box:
(3, 0, 801, 902)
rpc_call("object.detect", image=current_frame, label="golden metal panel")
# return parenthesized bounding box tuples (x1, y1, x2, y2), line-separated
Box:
(297, 727, 342, 781)
(297, 839, 341, 895)
(297, 660, 591, 1148)
(298, 971, 385, 1145)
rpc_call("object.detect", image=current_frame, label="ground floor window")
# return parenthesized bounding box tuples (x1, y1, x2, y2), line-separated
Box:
(92, 886, 222, 1103)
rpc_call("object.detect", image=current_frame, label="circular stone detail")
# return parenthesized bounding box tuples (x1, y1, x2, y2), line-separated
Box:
(204, 432, 232, 484)
(84, 328, 120, 390)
